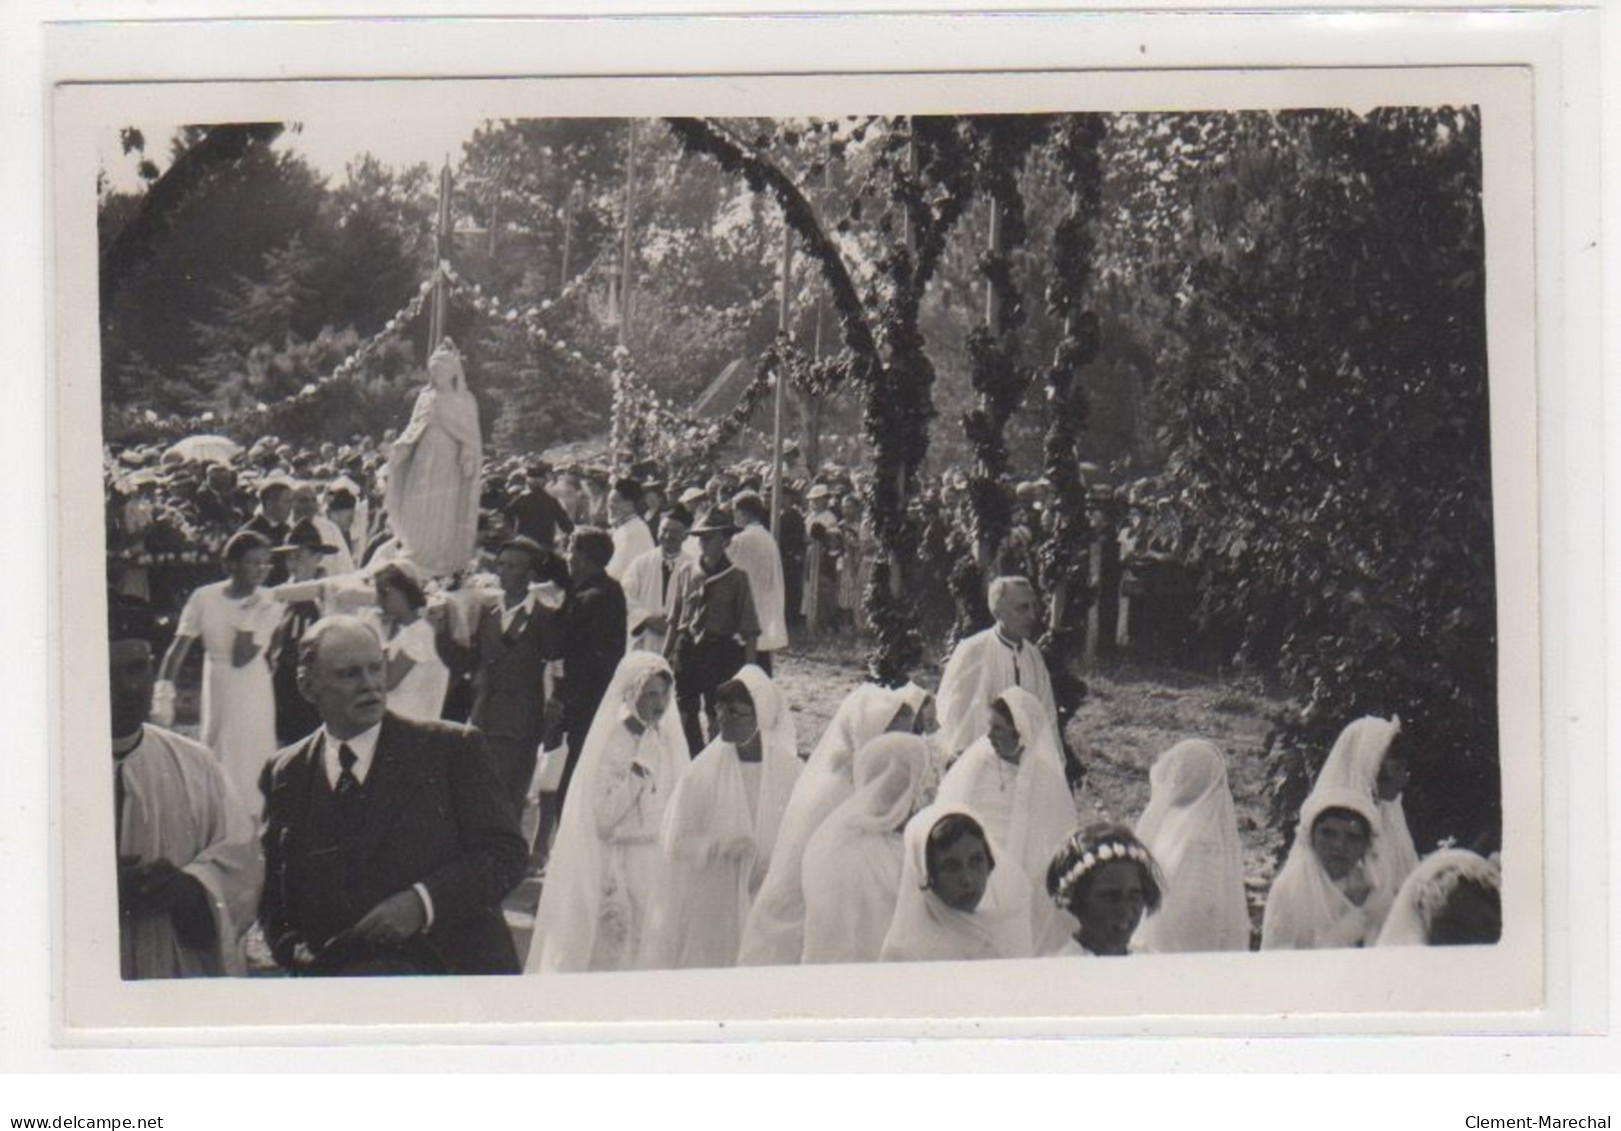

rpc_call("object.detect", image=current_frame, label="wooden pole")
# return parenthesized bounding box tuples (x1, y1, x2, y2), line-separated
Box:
(617, 121, 638, 350)
(430, 161, 452, 349)
(770, 218, 794, 536)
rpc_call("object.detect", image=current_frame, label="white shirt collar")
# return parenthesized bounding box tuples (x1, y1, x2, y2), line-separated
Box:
(321, 721, 384, 788)
(499, 589, 539, 632)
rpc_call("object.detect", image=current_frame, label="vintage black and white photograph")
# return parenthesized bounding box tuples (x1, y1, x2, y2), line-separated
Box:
(52, 65, 1543, 1032)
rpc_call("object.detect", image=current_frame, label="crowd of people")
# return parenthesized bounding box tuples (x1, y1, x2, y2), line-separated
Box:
(104, 349, 1501, 980)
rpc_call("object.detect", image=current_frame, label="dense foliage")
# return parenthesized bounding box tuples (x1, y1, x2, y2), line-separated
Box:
(1101, 108, 1497, 852)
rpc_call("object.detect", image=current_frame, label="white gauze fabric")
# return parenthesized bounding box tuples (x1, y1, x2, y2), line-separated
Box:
(1132, 739, 1250, 954)
(800, 733, 931, 965)
(1260, 783, 1385, 950)
(1376, 848, 1501, 947)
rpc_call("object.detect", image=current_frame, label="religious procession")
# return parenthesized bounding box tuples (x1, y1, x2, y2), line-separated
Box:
(98, 112, 1503, 982)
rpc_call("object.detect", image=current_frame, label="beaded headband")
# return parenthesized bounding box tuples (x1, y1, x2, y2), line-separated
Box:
(1052, 839, 1151, 907)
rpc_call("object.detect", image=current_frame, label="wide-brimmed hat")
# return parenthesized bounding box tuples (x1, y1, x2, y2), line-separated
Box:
(689, 507, 739, 536)
(271, 518, 339, 555)
(806, 483, 832, 503)
(677, 486, 708, 505)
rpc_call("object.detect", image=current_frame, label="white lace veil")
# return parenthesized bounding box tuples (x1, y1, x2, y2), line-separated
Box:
(525, 651, 688, 973)
(880, 802, 1034, 963)
(1132, 739, 1250, 953)
(1376, 848, 1501, 947)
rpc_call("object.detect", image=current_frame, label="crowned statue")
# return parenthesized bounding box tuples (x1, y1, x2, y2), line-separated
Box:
(385, 339, 483, 576)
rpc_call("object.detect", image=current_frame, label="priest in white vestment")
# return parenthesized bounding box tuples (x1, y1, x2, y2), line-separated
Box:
(935, 576, 1059, 760)
(727, 492, 789, 670)
(638, 665, 800, 969)
(606, 477, 656, 582)
(109, 601, 262, 979)
(621, 504, 694, 653)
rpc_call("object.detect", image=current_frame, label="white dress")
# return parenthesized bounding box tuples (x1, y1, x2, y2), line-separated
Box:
(526, 652, 691, 974)
(372, 614, 449, 723)
(639, 666, 800, 970)
(175, 582, 280, 819)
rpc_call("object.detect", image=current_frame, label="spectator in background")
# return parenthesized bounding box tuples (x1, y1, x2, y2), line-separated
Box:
(727, 491, 789, 676)
(605, 477, 654, 582)
(663, 508, 759, 755)
(244, 477, 294, 585)
(505, 462, 576, 551)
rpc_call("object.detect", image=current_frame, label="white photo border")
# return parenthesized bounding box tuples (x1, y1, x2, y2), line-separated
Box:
(27, 5, 1609, 1055)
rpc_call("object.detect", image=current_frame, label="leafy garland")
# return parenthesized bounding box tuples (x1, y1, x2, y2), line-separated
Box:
(104, 276, 435, 441)
(950, 117, 1046, 646)
(1036, 114, 1109, 734)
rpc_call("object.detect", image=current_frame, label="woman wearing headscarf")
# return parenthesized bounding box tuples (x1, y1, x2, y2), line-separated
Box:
(880, 805, 1033, 963)
(1376, 848, 1502, 947)
(526, 652, 690, 973)
(1260, 781, 1388, 950)
(639, 665, 800, 970)
(385, 340, 483, 576)
(935, 686, 1077, 953)
(800, 733, 932, 965)
(1315, 716, 1420, 925)
(1132, 739, 1250, 953)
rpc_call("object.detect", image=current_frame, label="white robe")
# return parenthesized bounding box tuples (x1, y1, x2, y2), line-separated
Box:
(936, 626, 1059, 762)
(1132, 739, 1251, 954)
(385, 349, 482, 577)
(527, 653, 690, 973)
(639, 666, 799, 970)
(729, 523, 789, 653)
(607, 515, 655, 583)
(621, 545, 692, 653)
(935, 687, 1076, 954)
(115, 725, 263, 978)
(800, 734, 930, 965)
(738, 683, 908, 966)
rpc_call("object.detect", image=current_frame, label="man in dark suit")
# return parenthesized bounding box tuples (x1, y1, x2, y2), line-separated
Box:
(258, 615, 527, 976)
(460, 536, 565, 817)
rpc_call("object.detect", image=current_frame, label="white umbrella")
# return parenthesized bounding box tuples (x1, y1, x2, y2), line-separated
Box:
(163, 434, 242, 464)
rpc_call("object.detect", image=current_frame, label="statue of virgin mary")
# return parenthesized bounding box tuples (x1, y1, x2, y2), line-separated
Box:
(385, 340, 483, 576)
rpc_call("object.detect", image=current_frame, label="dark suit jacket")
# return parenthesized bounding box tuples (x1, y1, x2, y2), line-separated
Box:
(555, 574, 627, 723)
(466, 598, 560, 742)
(258, 712, 527, 975)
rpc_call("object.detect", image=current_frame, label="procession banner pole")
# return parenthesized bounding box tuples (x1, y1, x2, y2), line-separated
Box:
(617, 121, 638, 351)
(770, 216, 794, 536)
(430, 160, 452, 348)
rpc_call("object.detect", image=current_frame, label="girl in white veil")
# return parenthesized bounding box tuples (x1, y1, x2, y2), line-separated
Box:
(800, 733, 932, 964)
(525, 652, 689, 973)
(640, 664, 800, 970)
(1132, 739, 1250, 953)
(1316, 716, 1420, 923)
(1260, 783, 1387, 950)
(1376, 848, 1501, 947)
(738, 682, 913, 965)
(880, 804, 1033, 963)
(935, 686, 1077, 953)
